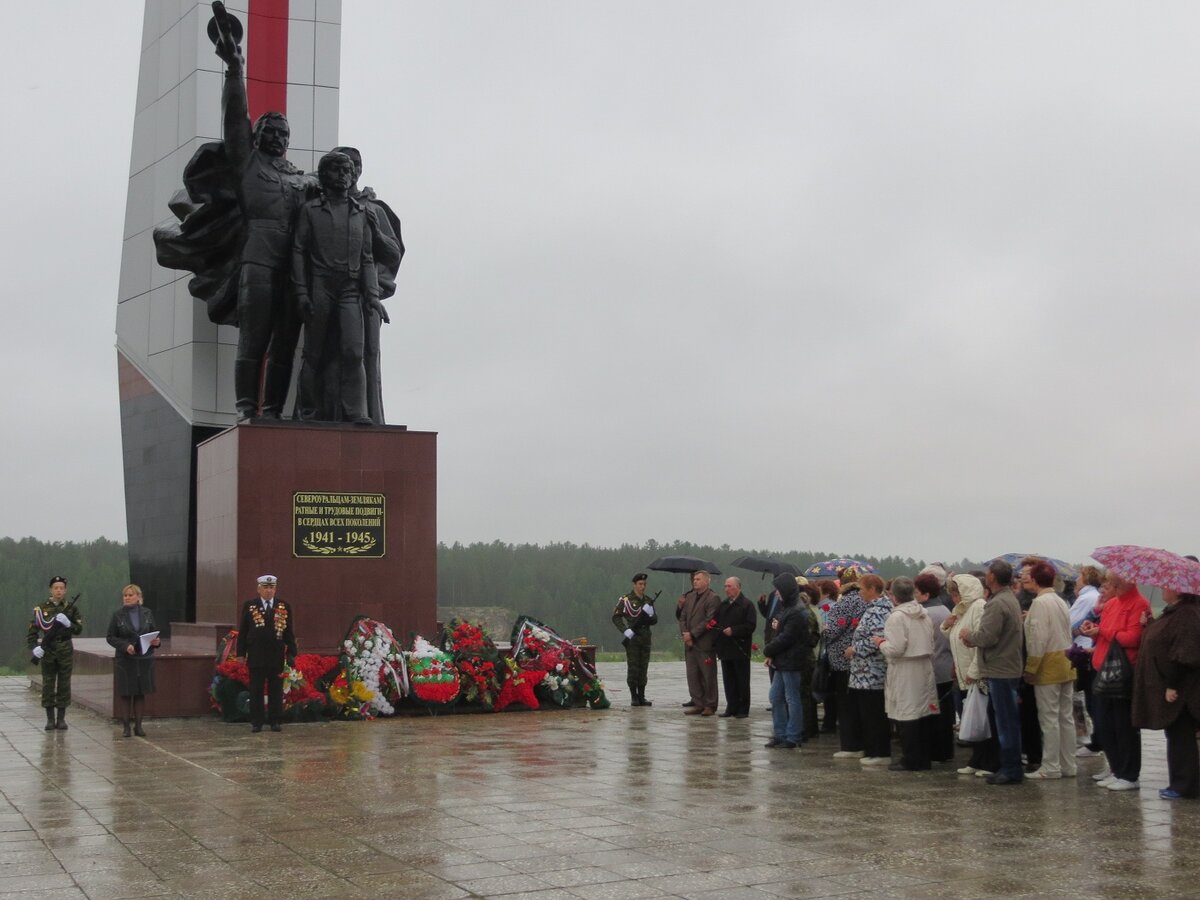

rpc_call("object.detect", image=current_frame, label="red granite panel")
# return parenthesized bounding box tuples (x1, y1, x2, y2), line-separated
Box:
(196, 423, 437, 654)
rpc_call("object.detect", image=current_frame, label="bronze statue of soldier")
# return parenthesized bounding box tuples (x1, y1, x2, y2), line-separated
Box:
(154, 3, 407, 424)
(154, 2, 316, 421)
(331, 147, 404, 424)
(291, 152, 384, 423)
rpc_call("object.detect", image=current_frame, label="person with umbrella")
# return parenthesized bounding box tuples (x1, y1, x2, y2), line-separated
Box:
(677, 570, 722, 716)
(714, 576, 757, 718)
(27, 576, 84, 732)
(1079, 569, 1151, 791)
(612, 573, 659, 707)
(1132, 577, 1200, 799)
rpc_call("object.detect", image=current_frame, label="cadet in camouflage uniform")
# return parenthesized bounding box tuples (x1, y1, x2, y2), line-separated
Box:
(612, 573, 658, 706)
(27, 576, 84, 731)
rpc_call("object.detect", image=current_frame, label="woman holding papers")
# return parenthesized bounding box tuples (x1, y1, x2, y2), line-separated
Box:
(106, 584, 161, 737)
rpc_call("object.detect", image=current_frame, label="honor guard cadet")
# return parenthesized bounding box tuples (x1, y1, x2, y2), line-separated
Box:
(27, 576, 84, 731)
(612, 573, 659, 706)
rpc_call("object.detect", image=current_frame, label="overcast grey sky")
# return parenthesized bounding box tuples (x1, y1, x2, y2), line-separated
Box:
(4, 2, 1197, 564)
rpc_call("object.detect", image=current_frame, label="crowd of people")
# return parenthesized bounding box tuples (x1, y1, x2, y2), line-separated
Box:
(25, 555, 1200, 802)
(613, 556, 1200, 799)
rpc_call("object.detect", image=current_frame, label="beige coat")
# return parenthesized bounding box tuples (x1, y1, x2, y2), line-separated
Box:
(1023, 591, 1075, 685)
(881, 601, 939, 721)
(944, 574, 986, 690)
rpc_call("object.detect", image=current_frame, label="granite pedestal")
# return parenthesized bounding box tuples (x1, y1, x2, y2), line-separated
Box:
(195, 422, 438, 654)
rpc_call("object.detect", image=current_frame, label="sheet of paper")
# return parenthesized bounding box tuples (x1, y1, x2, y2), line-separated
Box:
(140, 631, 160, 655)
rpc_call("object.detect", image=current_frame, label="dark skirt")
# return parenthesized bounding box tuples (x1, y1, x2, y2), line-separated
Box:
(114, 654, 156, 697)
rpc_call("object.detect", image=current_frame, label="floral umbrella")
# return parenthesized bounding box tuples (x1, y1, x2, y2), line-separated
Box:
(803, 558, 878, 578)
(1091, 545, 1200, 593)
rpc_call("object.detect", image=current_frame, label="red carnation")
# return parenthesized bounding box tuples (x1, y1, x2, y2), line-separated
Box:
(706, 618, 718, 629)
(821, 604, 831, 612)
(837, 618, 847, 626)
(851, 618, 860, 627)
(751, 644, 759, 651)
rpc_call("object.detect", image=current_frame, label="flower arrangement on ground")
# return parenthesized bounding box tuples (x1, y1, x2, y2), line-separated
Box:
(342, 616, 408, 717)
(407, 637, 461, 711)
(441, 617, 504, 708)
(209, 638, 337, 722)
(511, 615, 609, 710)
(493, 657, 546, 712)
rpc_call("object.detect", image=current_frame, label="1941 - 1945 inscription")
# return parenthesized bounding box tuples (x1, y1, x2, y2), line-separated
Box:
(293, 492, 386, 558)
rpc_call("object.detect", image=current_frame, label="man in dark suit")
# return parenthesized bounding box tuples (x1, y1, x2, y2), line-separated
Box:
(715, 576, 757, 718)
(237, 575, 297, 733)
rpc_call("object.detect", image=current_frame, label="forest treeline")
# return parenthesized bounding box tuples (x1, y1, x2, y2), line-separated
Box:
(1, 536, 959, 670)
(438, 539, 939, 653)
(0, 537, 130, 672)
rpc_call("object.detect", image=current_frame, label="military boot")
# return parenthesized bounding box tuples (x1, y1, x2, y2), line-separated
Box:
(55, 707, 68, 731)
(640, 689, 652, 707)
(44, 708, 55, 731)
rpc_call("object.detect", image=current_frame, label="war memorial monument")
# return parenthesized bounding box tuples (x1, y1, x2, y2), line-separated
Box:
(99, 0, 435, 716)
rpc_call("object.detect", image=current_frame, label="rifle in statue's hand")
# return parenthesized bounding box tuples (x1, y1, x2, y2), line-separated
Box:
(31, 594, 80, 665)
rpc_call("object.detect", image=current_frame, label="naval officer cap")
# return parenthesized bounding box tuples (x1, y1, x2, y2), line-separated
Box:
(257, 574, 278, 585)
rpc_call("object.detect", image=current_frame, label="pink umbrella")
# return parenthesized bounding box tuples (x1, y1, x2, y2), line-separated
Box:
(1091, 545, 1200, 593)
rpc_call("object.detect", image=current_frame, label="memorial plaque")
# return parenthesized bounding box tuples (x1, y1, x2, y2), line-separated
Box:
(293, 492, 386, 558)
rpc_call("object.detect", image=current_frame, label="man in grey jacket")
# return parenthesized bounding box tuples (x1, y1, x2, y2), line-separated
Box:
(961, 560, 1025, 785)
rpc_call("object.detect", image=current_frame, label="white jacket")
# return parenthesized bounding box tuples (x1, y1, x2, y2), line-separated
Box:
(881, 601, 939, 721)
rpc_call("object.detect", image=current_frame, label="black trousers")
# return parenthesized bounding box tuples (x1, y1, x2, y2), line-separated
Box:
(802, 671, 819, 740)
(932, 681, 957, 762)
(1019, 680, 1042, 768)
(835, 670, 863, 751)
(1095, 694, 1141, 782)
(851, 688, 891, 758)
(720, 657, 751, 716)
(1165, 708, 1199, 797)
(896, 716, 935, 770)
(248, 666, 283, 726)
(822, 673, 839, 730)
(1077, 663, 1101, 748)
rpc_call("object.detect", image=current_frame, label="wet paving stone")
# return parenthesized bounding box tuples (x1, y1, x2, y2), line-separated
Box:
(0, 665, 1193, 897)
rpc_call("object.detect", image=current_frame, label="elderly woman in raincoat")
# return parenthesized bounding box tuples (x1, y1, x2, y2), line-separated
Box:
(875, 576, 938, 771)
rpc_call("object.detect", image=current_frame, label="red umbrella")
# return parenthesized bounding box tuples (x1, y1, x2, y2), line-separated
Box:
(1090, 545, 1200, 593)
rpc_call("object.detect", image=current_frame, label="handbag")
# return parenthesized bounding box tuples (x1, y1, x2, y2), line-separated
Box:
(958, 684, 991, 742)
(811, 647, 832, 701)
(1092, 639, 1133, 698)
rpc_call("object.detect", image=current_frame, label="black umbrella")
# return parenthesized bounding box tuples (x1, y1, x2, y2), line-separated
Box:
(646, 555, 722, 575)
(730, 555, 801, 578)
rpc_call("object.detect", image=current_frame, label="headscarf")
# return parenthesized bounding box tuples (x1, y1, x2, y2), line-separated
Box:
(951, 573, 984, 608)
